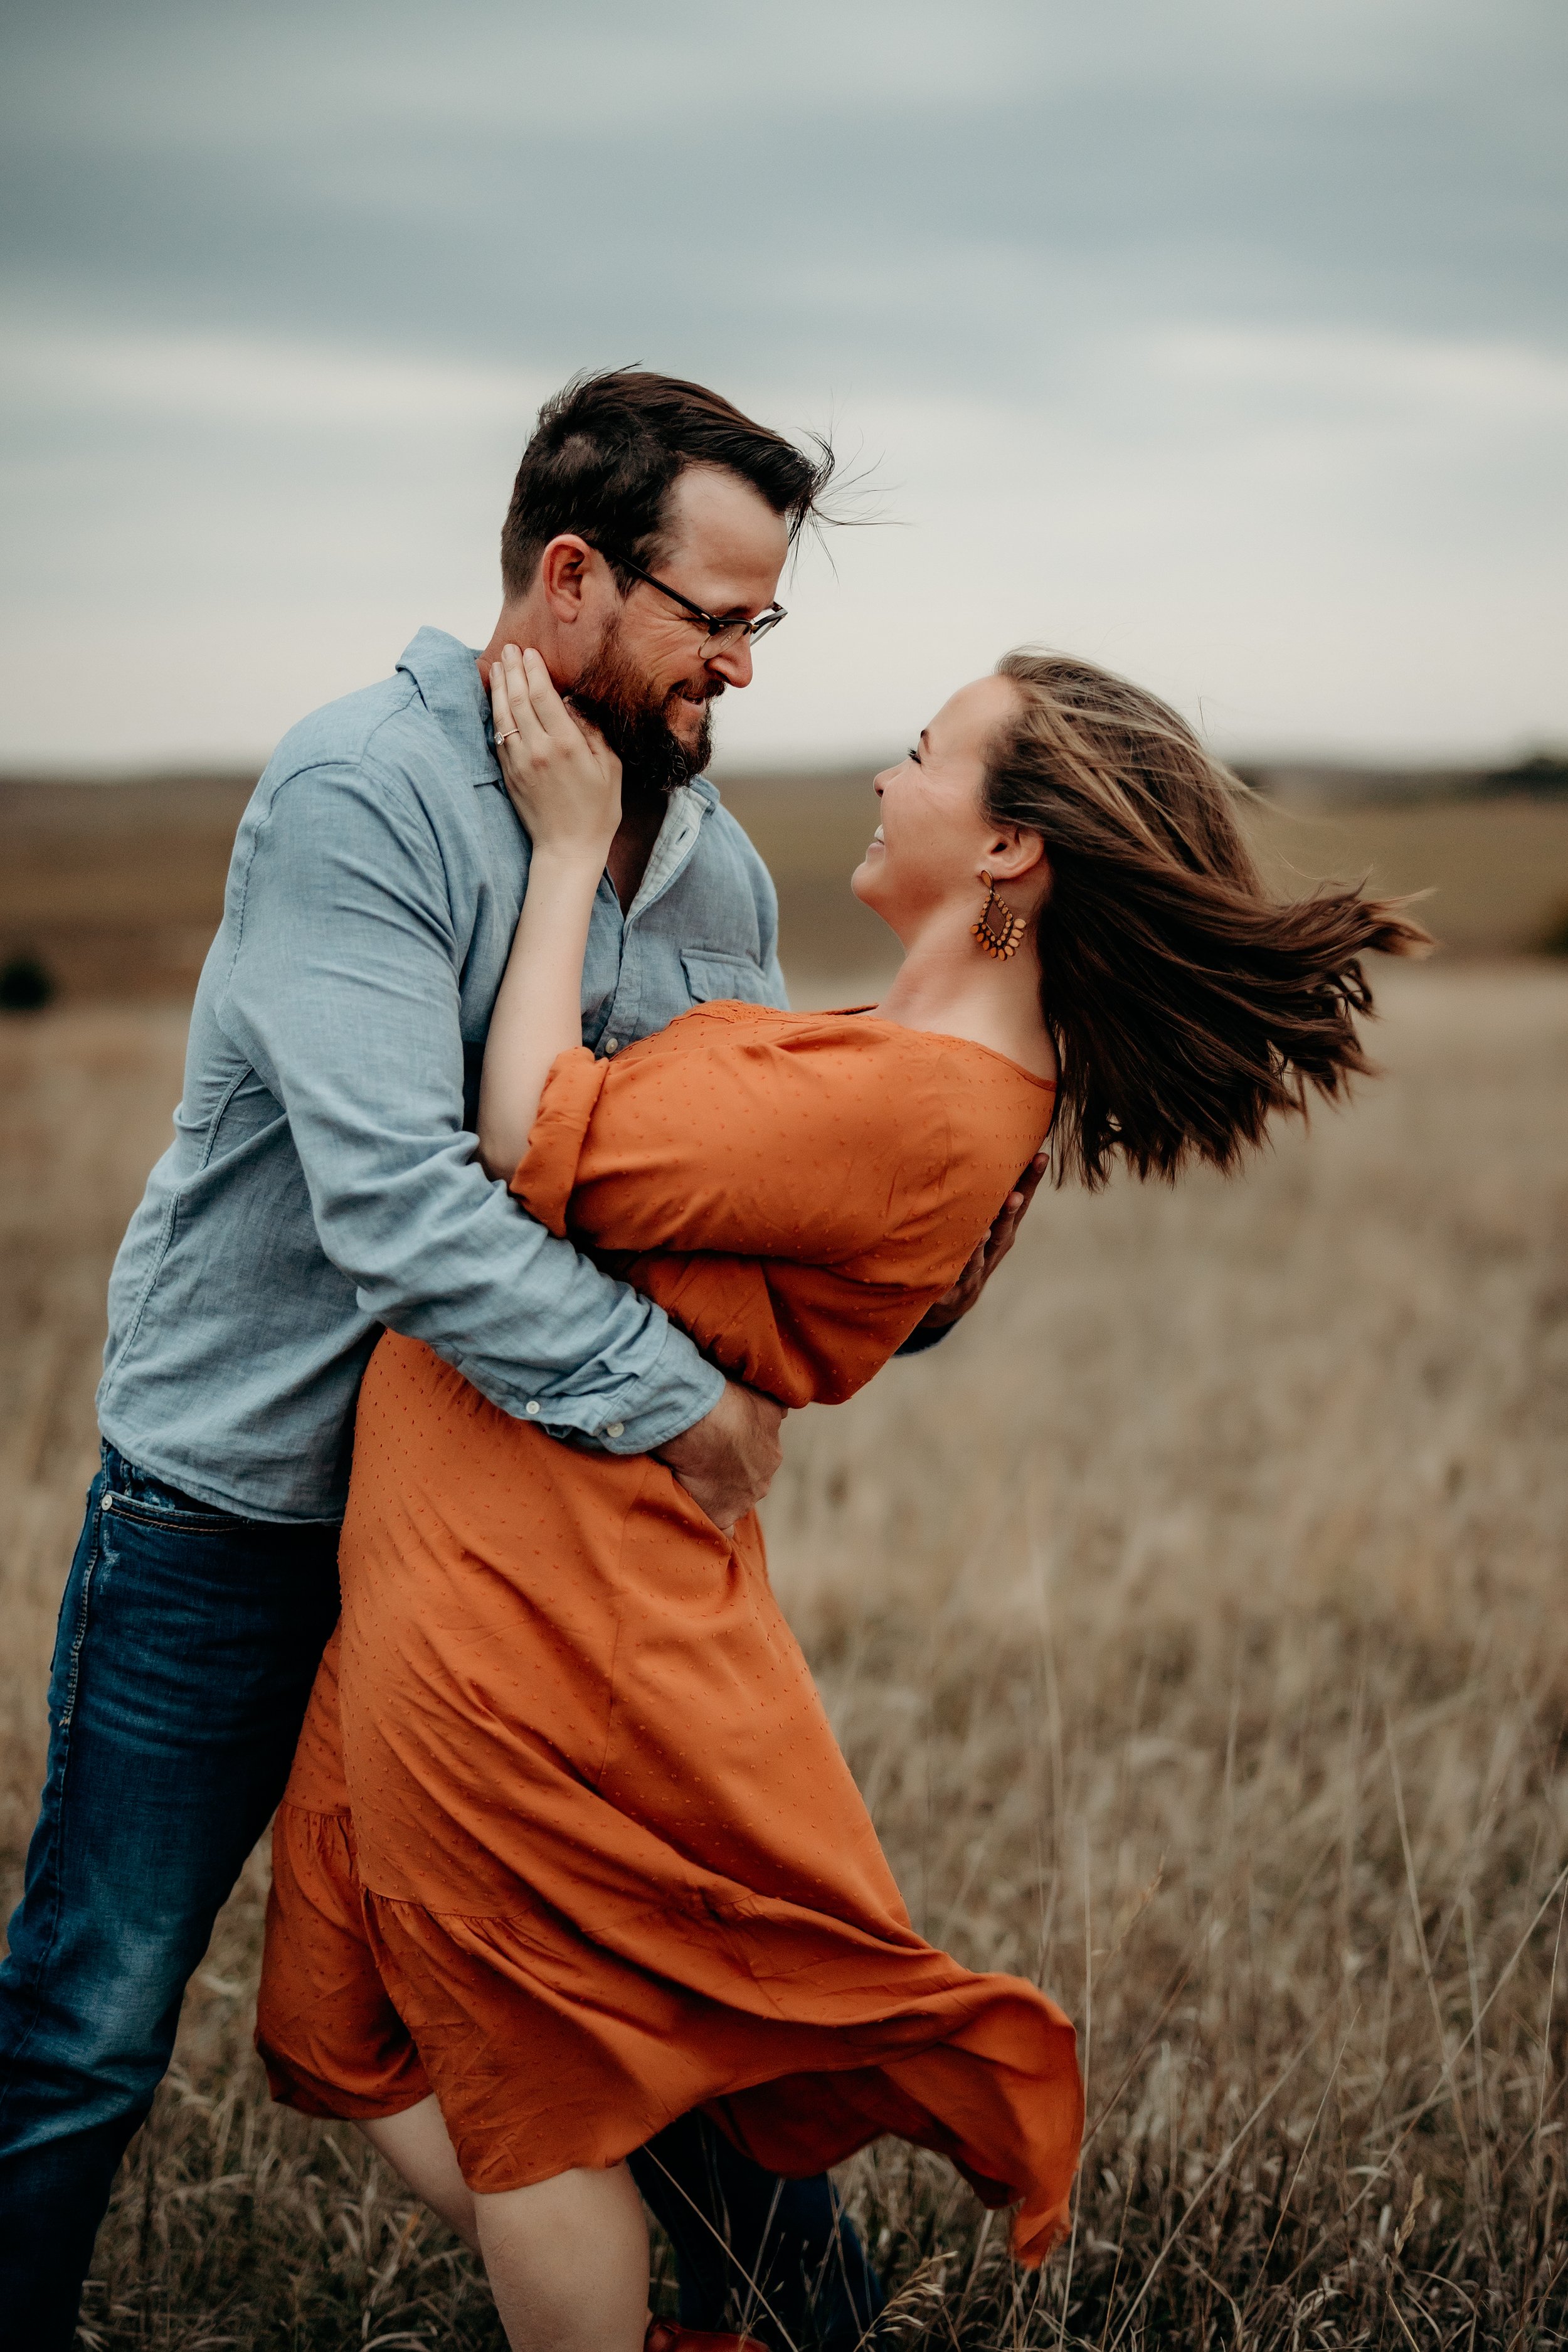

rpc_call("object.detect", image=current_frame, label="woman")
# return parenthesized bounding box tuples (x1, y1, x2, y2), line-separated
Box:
(257, 645, 1427, 2351)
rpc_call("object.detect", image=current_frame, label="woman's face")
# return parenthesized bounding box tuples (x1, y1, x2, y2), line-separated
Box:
(852, 674, 1030, 940)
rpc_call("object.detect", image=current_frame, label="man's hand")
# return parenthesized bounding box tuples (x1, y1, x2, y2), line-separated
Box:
(655, 1379, 787, 1532)
(911, 1152, 1049, 1336)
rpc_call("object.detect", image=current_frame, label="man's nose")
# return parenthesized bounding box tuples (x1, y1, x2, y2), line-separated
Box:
(706, 638, 754, 691)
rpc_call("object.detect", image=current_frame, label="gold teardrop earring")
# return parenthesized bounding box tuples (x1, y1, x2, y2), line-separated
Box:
(972, 871, 1027, 960)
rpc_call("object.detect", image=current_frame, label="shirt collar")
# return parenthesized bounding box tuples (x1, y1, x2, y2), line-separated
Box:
(395, 626, 499, 787)
(626, 781, 714, 923)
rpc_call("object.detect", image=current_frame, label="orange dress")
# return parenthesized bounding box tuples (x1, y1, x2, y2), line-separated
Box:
(256, 1004, 1082, 2264)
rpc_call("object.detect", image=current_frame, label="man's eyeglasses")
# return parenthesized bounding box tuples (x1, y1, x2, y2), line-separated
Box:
(593, 546, 787, 653)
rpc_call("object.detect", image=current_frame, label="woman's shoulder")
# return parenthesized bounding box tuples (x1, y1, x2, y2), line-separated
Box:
(653, 999, 1051, 1082)
(590, 1003, 1050, 1241)
(729, 1003, 1053, 1086)
(647, 1002, 1052, 1147)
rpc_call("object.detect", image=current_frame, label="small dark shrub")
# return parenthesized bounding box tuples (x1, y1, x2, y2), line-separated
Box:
(0, 954, 55, 1012)
(1539, 904, 1568, 957)
(1483, 751, 1568, 798)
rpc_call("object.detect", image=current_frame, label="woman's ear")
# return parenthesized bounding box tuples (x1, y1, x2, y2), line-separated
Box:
(983, 825, 1049, 893)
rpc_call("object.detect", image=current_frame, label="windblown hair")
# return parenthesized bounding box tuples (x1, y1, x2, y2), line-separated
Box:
(985, 651, 1433, 1189)
(501, 369, 834, 598)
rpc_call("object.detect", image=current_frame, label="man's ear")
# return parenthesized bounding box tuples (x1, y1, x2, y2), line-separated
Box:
(537, 534, 596, 622)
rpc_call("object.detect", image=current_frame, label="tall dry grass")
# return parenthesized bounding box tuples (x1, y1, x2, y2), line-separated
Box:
(3, 963, 1567, 2348)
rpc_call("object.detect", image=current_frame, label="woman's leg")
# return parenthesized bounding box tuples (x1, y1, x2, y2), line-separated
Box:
(475, 2161, 650, 2352)
(358, 2095, 479, 2251)
(360, 2108, 648, 2351)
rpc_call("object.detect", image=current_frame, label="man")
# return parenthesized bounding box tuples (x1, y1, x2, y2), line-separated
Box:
(0, 369, 1039, 2347)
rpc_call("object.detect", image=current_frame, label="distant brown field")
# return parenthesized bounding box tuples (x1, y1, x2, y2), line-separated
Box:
(1241, 796, 1568, 958)
(719, 776, 1568, 975)
(3, 961, 1566, 2346)
(5, 769, 1568, 1002)
(0, 775, 253, 1000)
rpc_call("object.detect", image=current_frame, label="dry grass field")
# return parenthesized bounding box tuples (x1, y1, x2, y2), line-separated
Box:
(3, 951, 1567, 2348)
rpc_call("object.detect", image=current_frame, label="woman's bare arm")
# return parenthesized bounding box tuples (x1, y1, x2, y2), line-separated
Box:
(476, 646, 621, 1182)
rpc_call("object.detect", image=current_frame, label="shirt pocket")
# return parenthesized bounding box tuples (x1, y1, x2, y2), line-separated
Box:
(680, 948, 775, 1007)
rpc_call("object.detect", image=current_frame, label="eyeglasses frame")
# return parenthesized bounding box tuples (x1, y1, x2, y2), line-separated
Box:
(590, 544, 787, 652)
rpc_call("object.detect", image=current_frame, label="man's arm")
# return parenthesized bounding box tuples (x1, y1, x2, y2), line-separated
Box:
(216, 755, 734, 1459)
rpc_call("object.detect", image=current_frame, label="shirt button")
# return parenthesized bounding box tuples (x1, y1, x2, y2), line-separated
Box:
(604, 1036, 620, 1054)
(525, 1399, 541, 1416)
(605, 1421, 625, 1439)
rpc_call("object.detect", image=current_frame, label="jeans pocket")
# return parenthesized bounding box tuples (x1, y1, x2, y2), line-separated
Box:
(55, 1488, 108, 1730)
(100, 1493, 252, 1535)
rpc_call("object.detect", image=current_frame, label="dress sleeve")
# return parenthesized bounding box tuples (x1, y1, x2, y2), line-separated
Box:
(608, 1250, 952, 1407)
(512, 1020, 975, 1268)
(513, 1050, 612, 1241)
(509, 1019, 1047, 1407)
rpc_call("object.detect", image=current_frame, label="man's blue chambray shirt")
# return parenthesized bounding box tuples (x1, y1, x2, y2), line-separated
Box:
(97, 626, 788, 1522)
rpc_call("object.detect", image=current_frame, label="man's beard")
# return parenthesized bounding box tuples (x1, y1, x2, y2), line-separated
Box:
(568, 620, 721, 805)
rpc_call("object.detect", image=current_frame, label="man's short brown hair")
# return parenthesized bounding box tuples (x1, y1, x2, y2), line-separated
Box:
(500, 369, 833, 598)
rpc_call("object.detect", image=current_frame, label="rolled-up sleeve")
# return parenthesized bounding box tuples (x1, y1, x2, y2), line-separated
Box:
(506, 1022, 1022, 1409)
(511, 1023, 963, 1266)
(213, 760, 724, 1453)
(513, 1051, 611, 1239)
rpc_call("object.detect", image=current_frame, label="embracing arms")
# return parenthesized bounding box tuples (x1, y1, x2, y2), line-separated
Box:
(211, 669, 778, 1513)
(476, 647, 784, 1523)
(507, 1019, 1048, 1408)
(472, 649, 1041, 1495)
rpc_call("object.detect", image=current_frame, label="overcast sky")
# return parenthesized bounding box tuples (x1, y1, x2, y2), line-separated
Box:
(2, 0, 1564, 770)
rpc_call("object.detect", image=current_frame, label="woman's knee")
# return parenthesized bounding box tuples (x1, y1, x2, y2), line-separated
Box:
(474, 2163, 650, 2352)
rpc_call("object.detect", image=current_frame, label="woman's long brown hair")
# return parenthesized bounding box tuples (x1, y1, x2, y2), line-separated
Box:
(985, 651, 1433, 1189)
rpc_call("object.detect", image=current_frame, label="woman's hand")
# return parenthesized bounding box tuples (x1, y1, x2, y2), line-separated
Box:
(490, 643, 621, 863)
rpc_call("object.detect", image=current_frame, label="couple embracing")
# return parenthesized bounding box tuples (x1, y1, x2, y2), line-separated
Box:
(0, 370, 1424, 2350)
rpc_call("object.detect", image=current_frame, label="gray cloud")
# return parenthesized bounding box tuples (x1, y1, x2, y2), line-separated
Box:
(4, 0, 1562, 379)
(1, 0, 1564, 764)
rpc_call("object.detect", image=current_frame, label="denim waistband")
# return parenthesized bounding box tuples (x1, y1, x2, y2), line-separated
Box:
(99, 1441, 232, 1517)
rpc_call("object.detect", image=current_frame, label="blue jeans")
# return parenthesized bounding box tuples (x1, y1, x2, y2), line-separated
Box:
(0, 1446, 882, 2349)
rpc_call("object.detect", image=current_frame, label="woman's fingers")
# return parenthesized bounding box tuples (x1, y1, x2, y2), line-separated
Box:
(500, 645, 549, 754)
(569, 709, 621, 791)
(515, 649, 621, 792)
(497, 646, 584, 775)
(517, 652, 621, 792)
(489, 650, 517, 745)
(492, 646, 540, 760)
(489, 643, 620, 856)
(519, 647, 580, 743)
